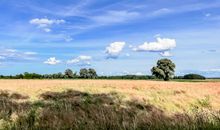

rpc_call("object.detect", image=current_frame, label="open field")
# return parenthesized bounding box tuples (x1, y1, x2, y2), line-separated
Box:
(1, 79, 220, 129)
(0, 79, 220, 112)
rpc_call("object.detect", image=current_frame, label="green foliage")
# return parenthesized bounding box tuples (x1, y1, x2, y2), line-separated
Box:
(79, 68, 97, 79)
(151, 58, 176, 81)
(23, 72, 42, 79)
(64, 69, 76, 78)
(183, 74, 206, 80)
(79, 68, 88, 78)
(88, 68, 98, 79)
(98, 75, 155, 80)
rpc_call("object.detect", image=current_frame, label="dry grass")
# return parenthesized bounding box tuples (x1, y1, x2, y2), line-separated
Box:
(0, 79, 220, 112)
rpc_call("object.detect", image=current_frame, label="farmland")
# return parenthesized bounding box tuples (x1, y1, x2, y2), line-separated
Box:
(0, 79, 220, 111)
(0, 79, 220, 129)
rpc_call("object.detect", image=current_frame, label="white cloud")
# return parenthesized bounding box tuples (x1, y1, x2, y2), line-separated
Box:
(135, 72, 144, 75)
(160, 51, 172, 57)
(205, 13, 211, 17)
(120, 71, 145, 75)
(204, 69, 220, 72)
(151, 8, 172, 16)
(154, 33, 161, 38)
(92, 10, 139, 24)
(30, 18, 65, 27)
(44, 28, 51, 32)
(128, 45, 133, 48)
(44, 57, 61, 65)
(67, 55, 92, 66)
(125, 53, 130, 57)
(133, 37, 176, 52)
(30, 18, 65, 32)
(0, 48, 37, 61)
(64, 36, 73, 42)
(105, 42, 126, 58)
(24, 52, 37, 55)
(78, 55, 92, 60)
(0, 56, 5, 60)
(5, 49, 17, 53)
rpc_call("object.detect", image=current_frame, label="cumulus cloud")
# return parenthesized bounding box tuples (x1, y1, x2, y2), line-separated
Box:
(67, 55, 92, 66)
(160, 51, 172, 57)
(133, 37, 176, 52)
(44, 57, 61, 65)
(105, 42, 126, 58)
(30, 18, 65, 32)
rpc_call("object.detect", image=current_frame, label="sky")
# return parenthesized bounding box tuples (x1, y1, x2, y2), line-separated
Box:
(0, 0, 220, 77)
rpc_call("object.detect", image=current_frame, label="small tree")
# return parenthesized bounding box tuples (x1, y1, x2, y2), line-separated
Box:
(151, 58, 175, 81)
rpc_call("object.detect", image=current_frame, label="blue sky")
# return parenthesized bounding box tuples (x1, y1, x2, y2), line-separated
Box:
(0, 0, 220, 77)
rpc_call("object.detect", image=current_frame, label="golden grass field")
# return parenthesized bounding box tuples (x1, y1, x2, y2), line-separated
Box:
(0, 79, 220, 112)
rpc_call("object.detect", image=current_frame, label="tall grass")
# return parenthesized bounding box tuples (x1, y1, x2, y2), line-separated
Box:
(0, 90, 220, 130)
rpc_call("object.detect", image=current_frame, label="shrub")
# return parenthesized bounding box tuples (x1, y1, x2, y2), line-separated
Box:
(183, 74, 206, 80)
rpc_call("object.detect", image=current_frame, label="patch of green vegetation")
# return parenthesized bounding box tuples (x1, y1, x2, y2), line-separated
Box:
(1, 90, 220, 130)
(172, 79, 220, 82)
(197, 96, 211, 108)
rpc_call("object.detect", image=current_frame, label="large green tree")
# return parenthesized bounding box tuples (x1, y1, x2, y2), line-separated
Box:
(88, 68, 97, 79)
(151, 58, 175, 81)
(79, 68, 88, 78)
(64, 69, 75, 78)
(80, 68, 97, 79)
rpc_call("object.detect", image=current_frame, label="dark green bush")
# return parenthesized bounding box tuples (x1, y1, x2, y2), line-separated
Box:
(183, 74, 206, 80)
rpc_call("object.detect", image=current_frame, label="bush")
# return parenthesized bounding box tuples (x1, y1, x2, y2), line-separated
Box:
(183, 74, 206, 80)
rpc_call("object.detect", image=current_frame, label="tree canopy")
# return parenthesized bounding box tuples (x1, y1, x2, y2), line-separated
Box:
(151, 58, 176, 81)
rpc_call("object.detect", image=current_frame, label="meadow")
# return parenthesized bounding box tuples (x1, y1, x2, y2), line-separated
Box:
(0, 79, 220, 129)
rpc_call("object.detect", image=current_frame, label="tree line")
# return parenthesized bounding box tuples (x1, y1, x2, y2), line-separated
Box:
(0, 68, 98, 79)
(0, 59, 206, 80)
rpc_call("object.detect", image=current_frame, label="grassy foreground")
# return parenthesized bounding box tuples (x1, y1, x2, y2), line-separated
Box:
(0, 79, 220, 129)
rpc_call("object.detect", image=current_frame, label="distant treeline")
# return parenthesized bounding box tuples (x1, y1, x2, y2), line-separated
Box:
(0, 68, 98, 79)
(0, 69, 209, 80)
(98, 75, 156, 80)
